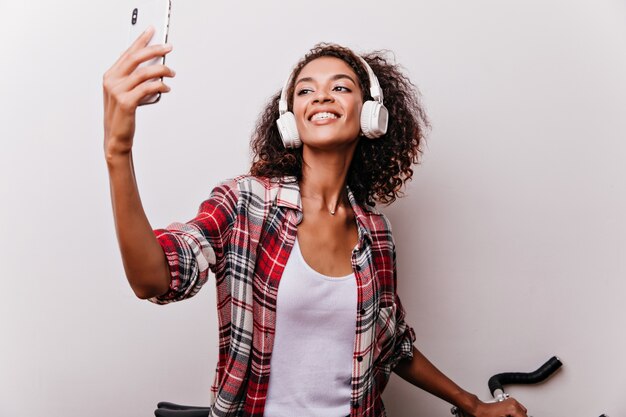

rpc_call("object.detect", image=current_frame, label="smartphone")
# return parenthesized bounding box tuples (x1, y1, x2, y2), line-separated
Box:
(129, 0, 172, 105)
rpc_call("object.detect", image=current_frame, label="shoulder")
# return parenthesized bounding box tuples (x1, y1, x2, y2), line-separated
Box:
(212, 175, 271, 192)
(214, 175, 295, 205)
(358, 206, 393, 234)
(375, 211, 393, 234)
(227, 174, 294, 193)
(359, 208, 396, 255)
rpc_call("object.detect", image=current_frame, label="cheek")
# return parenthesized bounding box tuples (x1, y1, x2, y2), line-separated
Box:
(347, 102, 363, 124)
(292, 98, 306, 118)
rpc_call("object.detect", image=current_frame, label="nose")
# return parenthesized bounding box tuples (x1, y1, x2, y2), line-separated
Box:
(312, 89, 333, 104)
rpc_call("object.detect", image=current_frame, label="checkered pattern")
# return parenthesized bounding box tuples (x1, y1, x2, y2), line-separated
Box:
(151, 176, 416, 417)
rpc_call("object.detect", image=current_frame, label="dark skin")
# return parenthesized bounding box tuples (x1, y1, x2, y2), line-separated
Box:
(296, 196, 357, 278)
(103, 26, 173, 299)
(393, 348, 528, 416)
(102, 28, 528, 416)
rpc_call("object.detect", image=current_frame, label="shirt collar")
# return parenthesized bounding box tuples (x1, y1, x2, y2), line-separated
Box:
(274, 176, 380, 246)
(274, 176, 301, 211)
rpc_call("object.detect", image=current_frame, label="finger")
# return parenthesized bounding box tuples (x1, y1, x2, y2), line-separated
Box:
(508, 397, 527, 414)
(119, 64, 176, 93)
(117, 43, 173, 77)
(125, 79, 172, 107)
(105, 63, 174, 106)
(109, 25, 156, 72)
(110, 25, 174, 78)
(506, 399, 527, 417)
(127, 25, 156, 54)
(105, 43, 173, 86)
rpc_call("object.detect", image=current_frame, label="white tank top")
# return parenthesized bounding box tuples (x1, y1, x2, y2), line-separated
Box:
(264, 237, 357, 417)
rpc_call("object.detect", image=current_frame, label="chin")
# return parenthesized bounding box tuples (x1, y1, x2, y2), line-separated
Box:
(300, 128, 360, 149)
(301, 136, 359, 150)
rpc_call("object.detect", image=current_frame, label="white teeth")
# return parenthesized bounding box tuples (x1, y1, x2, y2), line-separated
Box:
(311, 112, 338, 121)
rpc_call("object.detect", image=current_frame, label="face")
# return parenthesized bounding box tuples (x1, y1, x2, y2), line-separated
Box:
(292, 56, 364, 149)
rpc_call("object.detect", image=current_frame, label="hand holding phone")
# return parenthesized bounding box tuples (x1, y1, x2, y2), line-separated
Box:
(102, 27, 175, 158)
(129, 0, 172, 105)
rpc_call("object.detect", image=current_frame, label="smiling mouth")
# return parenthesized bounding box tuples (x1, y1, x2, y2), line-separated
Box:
(310, 111, 340, 121)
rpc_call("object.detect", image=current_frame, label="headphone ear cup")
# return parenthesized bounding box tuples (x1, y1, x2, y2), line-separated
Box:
(360, 100, 389, 139)
(276, 112, 302, 149)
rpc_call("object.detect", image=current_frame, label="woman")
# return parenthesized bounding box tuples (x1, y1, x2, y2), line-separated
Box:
(103, 27, 528, 417)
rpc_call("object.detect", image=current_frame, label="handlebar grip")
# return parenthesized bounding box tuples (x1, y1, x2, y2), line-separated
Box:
(157, 403, 210, 410)
(488, 356, 563, 396)
(155, 410, 210, 417)
(155, 403, 210, 417)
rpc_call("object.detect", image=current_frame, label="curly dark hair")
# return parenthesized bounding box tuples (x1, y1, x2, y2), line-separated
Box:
(249, 43, 429, 206)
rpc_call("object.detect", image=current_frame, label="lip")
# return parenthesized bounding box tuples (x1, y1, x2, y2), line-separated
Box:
(307, 108, 342, 122)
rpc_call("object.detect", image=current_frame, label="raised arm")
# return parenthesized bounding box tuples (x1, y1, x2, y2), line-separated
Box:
(102, 26, 176, 299)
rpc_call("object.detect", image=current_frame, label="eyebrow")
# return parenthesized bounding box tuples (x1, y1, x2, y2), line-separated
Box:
(294, 73, 357, 87)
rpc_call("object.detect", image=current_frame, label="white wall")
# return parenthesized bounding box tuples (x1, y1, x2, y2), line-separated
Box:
(1, 1, 624, 416)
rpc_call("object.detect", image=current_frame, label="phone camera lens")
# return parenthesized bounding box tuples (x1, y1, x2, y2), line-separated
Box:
(131, 8, 138, 25)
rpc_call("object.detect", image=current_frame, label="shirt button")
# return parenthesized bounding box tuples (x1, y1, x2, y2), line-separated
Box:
(357, 356, 363, 362)
(359, 308, 366, 315)
(352, 401, 360, 408)
(355, 264, 361, 271)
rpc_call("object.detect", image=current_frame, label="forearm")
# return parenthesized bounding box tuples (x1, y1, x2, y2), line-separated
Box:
(393, 346, 479, 414)
(106, 150, 170, 299)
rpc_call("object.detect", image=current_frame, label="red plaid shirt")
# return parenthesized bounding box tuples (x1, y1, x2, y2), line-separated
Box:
(151, 175, 416, 417)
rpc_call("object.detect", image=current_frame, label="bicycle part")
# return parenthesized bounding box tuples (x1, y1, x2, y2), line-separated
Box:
(450, 356, 562, 416)
(488, 356, 562, 398)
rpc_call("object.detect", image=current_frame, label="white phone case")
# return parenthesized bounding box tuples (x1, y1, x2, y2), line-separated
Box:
(128, 0, 172, 105)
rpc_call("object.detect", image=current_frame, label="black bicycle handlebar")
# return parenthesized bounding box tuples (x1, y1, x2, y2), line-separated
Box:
(488, 356, 563, 396)
(155, 402, 211, 417)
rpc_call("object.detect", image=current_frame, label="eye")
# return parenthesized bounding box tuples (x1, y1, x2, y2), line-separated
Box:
(333, 85, 351, 92)
(297, 88, 313, 96)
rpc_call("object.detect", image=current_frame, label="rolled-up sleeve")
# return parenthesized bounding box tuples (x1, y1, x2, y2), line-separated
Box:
(149, 179, 239, 304)
(388, 242, 417, 370)
(388, 293, 417, 370)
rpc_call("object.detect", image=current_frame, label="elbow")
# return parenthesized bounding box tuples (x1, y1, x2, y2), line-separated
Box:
(132, 286, 159, 300)
(126, 271, 171, 300)
(131, 283, 169, 300)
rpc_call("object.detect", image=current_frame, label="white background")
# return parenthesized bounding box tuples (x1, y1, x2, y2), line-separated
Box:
(1, 1, 624, 416)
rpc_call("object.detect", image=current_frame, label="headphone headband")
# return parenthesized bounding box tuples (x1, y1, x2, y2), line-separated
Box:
(356, 55, 384, 103)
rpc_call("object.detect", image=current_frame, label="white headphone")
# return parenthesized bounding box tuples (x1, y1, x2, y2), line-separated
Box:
(276, 55, 389, 149)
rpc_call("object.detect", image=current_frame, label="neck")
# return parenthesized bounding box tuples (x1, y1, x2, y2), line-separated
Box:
(299, 145, 355, 214)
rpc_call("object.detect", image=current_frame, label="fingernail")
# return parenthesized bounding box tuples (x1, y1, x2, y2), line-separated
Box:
(144, 25, 154, 34)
